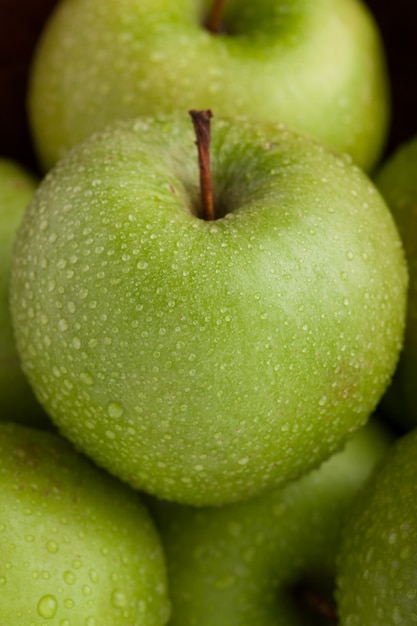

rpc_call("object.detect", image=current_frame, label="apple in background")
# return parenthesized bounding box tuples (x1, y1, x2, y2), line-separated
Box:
(374, 137, 417, 429)
(0, 158, 50, 427)
(0, 421, 170, 625)
(10, 111, 407, 506)
(28, 0, 389, 172)
(336, 426, 417, 625)
(148, 418, 391, 626)
(0, 0, 58, 169)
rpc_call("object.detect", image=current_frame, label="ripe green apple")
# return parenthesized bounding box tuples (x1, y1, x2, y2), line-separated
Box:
(336, 426, 417, 626)
(0, 158, 50, 427)
(148, 418, 391, 626)
(0, 421, 170, 625)
(374, 137, 417, 429)
(28, 0, 389, 172)
(10, 112, 407, 506)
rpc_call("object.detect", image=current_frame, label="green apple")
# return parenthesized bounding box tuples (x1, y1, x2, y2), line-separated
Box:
(374, 137, 417, 429)
(28, 0, 389, 172)
(10, 112, 407, 506)
(0, 421, 170, 625)
(148, 418, 391, 626)
(336, 426, 417, 625)
(0, 158, 50, 427)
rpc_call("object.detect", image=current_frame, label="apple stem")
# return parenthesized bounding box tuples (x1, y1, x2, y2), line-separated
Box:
(297, 583, 339, 624)
(189, 109, 216, 221)
(205, 0, 226, 33)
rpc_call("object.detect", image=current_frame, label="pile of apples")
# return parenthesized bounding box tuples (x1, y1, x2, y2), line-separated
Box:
(1, 1, 417, 624)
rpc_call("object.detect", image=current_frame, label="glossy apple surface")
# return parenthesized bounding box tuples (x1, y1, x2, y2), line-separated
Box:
(0, 421, 170, 625)
(28, 0, 389, 171)
(375, 137, 417, 428)
(336, 426, 417, 626)
(10, 113, 407, 506)
(0, 158, 50, 426)
(148, 419, 391, 625)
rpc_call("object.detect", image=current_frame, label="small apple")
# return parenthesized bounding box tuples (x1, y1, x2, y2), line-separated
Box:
(0, 421, 170, 625)
(28, 0, 389, 172)
(374, 136, 417, 429)
(10, 111, 407, 506)
(336, 426, 417, 625)
(0, 158, 49, 427)
(148, 418, 391, 626)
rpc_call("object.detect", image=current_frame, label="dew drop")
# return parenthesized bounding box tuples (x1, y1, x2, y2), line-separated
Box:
(89, 569, 99, 584)
(82, 585, 92, 596)
(58, 318, 69, 332)
(107, 402, 124, 419)
(64, 571, 76, 585)
(112, 590, 128, 608)
(46, 540, 59, 554)
(37, 594, 58, 619)
(81, 372, 94, 385)
(393, 605, 404, 624)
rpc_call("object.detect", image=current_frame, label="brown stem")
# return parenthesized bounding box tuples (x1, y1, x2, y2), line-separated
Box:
(298, 584, 339, 624)
(205, 0, 226, 34)
(189, 109, 215, 221)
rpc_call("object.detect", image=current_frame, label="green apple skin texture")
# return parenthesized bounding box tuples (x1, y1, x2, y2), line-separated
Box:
(0, 159, 50, 427)
(149, 419, 391, 626)
(0, 421, 170, 625)
(336, 427, 417, 626)
(28, 0, 389, 172)
(10, 114, 407, 506)
(375, 138, 417, 429)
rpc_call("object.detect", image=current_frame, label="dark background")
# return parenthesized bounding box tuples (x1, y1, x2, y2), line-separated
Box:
(0, 1, 416, 173)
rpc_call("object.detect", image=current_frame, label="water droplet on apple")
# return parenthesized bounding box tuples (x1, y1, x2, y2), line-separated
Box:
(0, 576, 6, 587)
(346, 250, 354, 260)
(107, 402, 124, 419)
(46, 540, 59, 554)
(393, 605, 404, 624)
(58, 318, 69, 331)
(82, 584, 92, 596)
(81, 372, 94, 385)
(64, 571, 76, 585)
(111, 589, 128, 608)
(37, 594, 58, 619)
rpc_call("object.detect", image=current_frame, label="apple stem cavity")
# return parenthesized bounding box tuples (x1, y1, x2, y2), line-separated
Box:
(205, 0, 227, 34)
(189, 109, 216, 221)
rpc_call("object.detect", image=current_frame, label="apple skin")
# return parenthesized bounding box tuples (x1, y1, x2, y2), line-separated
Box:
(0, 158, 50, 427)
(148, 418, 391, 626)
(10, 113, 407, 506)
(0, 421, 170, 625)
(336, 426, 417, 626)
(374, 137, 417, 429)
(28, 0, 389, 172)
